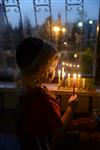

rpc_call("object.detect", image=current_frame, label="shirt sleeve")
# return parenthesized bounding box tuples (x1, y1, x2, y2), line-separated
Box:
(41, 93, 62, 133)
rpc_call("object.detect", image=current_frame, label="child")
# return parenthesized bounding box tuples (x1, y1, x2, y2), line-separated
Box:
(15, 37, 78, 150)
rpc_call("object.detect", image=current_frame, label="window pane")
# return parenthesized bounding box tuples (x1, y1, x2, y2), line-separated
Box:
(0, 0, 99, 81)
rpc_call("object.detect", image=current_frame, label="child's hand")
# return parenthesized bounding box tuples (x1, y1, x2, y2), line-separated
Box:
(68, 94, 78, 111)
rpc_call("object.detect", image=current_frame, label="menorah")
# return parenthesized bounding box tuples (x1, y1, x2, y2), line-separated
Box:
(57, 62, 95, 91)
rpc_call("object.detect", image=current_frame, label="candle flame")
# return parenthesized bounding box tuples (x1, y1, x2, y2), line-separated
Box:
(77, 65, 80, 68)
(62, 62, 65, 65)
(73, 64, 76, 67)
(58, 70, 61, 74)
(66, 63, 69, 66)
(70, 64, 72, 67)
(73, 73, 77, 80)
(78, 74, 81, 78)
(68, 73, 70, 77)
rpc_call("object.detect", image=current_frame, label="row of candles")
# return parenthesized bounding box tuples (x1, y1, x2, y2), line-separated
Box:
(57, 61, 95, 92)
(62, 62, 80, 68)
(58, 70, 86, 89)
(57, 62, 89, 95)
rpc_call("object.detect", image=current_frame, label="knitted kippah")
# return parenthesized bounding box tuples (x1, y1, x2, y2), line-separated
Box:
(16, 37, 43, 69)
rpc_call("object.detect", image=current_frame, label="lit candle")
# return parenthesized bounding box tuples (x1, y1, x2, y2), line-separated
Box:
(58, 70, 61, 87)
(77, 64, 80, 68)
(66, 63, 69, 66)
(73, 73, 77, 95)
(78, 74, 81, 89)
(62, 62, 65, 79)
(70, 64, 72, 67)
(82, 78, 86, 89)
(67, 73, 71, 88)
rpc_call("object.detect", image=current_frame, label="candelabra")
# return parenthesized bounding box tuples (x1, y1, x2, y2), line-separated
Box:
(57, 62, 95, 90)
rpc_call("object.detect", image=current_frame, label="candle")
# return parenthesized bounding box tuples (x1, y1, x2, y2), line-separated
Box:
(62, 62, 65, 79)
(73, 73, 77, 95)
(67, 73, 71, 88)
(82, 78, 86, 89)
(78, 74, 81, 89)
(58, 70, 61, 87)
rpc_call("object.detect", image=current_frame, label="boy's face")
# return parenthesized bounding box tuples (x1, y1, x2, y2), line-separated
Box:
(47, 59, 59, 82)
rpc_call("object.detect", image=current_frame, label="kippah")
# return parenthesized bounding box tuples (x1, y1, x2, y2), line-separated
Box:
(16, 37, 43, 69)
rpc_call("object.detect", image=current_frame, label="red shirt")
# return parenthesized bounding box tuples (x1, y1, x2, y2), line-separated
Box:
(17, 86, 62, 138)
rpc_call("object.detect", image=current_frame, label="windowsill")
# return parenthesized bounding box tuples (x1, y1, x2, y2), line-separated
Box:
(0, 81, 100, 94)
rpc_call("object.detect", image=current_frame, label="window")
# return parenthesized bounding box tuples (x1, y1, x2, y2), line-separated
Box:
(0, 0, 99, 81)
